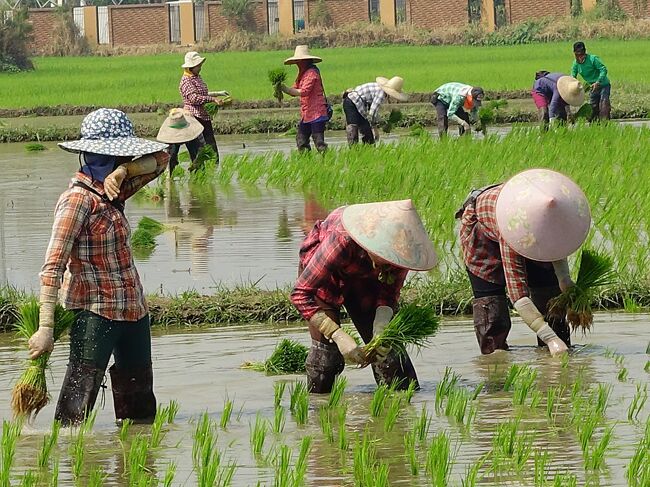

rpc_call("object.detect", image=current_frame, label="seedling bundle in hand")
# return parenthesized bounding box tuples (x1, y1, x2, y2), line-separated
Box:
(477, 99, 507, 135)
(549, 249, 615, 333)
(574, 104, 593, 120)
(361, 304, 440, 365)
(11, 298, 75, 419)
(381, 109, 403, 134)
(268, 68, 287, 104)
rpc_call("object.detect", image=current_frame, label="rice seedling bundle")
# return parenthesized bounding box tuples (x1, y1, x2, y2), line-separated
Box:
(242, 339, 308, 375)
(204, 102, 220, 118)
(24, 143, 46, 152)
(11, 298, 75, 419)
(268, 68, 287, 103)
(574, 103, 592, 120)
(381, 108, 403, 134)
(548, 249, 615, 333)
(361, 304, 439, 365)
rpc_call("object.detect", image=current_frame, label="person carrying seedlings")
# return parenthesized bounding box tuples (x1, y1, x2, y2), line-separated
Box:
(27, 108, 169, 426)
(456, 169, 591, 357)
(532, 72, 585, 128)
(342, 76, 408, 146)
(157, 108, 205, 174)
(431, 82, 484, 137)
(291, 200, 437, 393)
(571, 41, 611, 121)
(180, 51, 229, 167)
(280, 45, 329, 153)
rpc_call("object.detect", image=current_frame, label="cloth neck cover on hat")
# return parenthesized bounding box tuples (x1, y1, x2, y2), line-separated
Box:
(81, 153, 117, 183)
(183, 68, 195, 77)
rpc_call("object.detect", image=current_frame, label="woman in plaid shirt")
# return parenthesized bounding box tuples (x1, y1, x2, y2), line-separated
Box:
(291, 200, 437, 393)
(28, 109, 169, 426)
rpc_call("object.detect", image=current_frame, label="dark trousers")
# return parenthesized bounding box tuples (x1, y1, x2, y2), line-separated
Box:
(168, 137, 202, 174)
(297, 120, 327, 152)
(433, 99, 470, 136)
(343, 98, 375, 145)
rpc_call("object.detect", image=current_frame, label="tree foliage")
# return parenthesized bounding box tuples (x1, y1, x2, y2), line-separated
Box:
(221, 0, 257, 30)
(0, 7, 33, 72)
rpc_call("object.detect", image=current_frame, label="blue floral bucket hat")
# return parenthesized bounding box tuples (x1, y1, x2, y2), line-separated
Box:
(58, 108, 168, 157)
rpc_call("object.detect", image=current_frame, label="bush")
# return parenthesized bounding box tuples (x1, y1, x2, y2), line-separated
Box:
(221, 0, 257, 30)
(0, 8, 33, 72)
(310, 0, 332, 28)
(590, 0, 627, 20)
(44, 7, 91, 56)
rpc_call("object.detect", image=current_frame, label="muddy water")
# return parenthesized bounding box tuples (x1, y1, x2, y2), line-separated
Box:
(0, 313, 647, 486)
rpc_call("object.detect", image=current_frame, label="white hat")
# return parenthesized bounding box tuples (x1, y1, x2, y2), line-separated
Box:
(284, 45, 322, 65)
(182, 51, 206, 69)
(156, 108, 204, 144)
(376, 76, 408, 102)
(557, 76, 585, 107)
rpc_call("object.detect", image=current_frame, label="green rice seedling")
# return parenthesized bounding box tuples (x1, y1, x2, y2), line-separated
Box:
(627, 384, 648, 421)
(165, 400, 179, 424)
(49, 460, 59, 487)
(289, 380, 308, 413)
(70, 424, 90, 481)
(384, 395, 403, 433)
(149, 405, 167, 448)
(219, 397, 234, 430)
(268, 68, 287, 103)
(530, 389, 543, 409)
(327, 375, 347, 409)
(548, 249, 615, 333)
(444, 386, 476, 426)
(204, 102, 220, 118)
(119, 418, 133, 443)
(37, 420, 61, 468)
(574, 103, 592, 120)
(273, 444, 292, 486)
(534, 450, 551, 486)
(19, 471, 38, 487)
(552, 472, 578, 487)
(128, 434, 155, 487)
(625, 418, 650, 487)
(645, 361, 650, 373)
(584, 425, 613, 471)
(319, 407, 335, 444)
(274, 381, 286, 408)
(370, 384, 390, 417)
(11, 299, 75, 419)
(435, 367, 460, 413)
(250, 413, 268, 456)
(88, 466, 107, 487)
(413, 404, 432, 442)
(492, 416, 532, 473)
(294, 436, 312, 483)
(647, 342, 650, 355)
(615, 354, 625, 366)
(471, 382, 484, 401)
(293, 394, 309, 427)
(273, 405, 286, 434)
(361, 304, 439, 364)
(561, 351, 570, 369)
(130, 227, 156, 253)
(503, 363, 526, 392)
(193, 414, 237, 487)
(425, 431, 454, 487)
(162, 462, 176, 487)
(546, 385, 560, 421)
(337, 405, 349, 451)
(373, 463, 390, 487)
(512, 366, 538, 406)
(24, 143, 46, 152)
(460, 459, 484, 487)
(408, 123, 428, 137)
(618, 367, 629, 382)
(243, 339, 308, 375)
(402, 379, 417, 404)
(137, 216, 166, 236)
(404, 429, 419, 475)
(381, 108, 404, 134)
(353, 430, 383, 487)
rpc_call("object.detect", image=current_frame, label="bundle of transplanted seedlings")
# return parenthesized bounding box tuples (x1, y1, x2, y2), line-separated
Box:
(131, 216, 171, 253)
(574, 103, 593, 120)
(11, 298, 75, 419)
(268, 68, 287, 103)
(381, 109, 403, 134)
(548, 249, 615, 333)
(205, 95, 232, 118)
(361, 304, 440, 365)
(242, 338, 308, 374)
(477, 99, 507, 135)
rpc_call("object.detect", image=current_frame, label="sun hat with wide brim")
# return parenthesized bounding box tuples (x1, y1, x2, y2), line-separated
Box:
(376, 76, 409, 102)
(557, 76, 585, 106)
(181, 51, 206, 69)
(59, 108, 168, 157)
(341, 199, 437, 271)
(284, 45, 322, 65)
(496, 169, 591, 262)
(156, 108, 204, 144)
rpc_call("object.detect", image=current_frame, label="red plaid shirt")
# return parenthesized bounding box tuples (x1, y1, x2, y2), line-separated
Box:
(459, 185, 531, 303)
(180, 74, 212, 121)
(291, 207, 408, 320)
(294, 67, 327, 123)
(40, 153, 168, 321)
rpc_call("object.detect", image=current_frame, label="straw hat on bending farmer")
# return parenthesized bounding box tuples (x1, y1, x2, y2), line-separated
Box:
(290, 200, 437, 394)
(532, 72, 585, 129)
(342, 76, 408, 146)
(430, 82, 484, 137)
(29, 108, 169, 426)
(157, 108, 205, 174)
(456, 169, 591, 357)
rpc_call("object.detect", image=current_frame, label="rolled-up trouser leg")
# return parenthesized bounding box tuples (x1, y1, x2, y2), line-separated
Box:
(434, 101, 449, 137)
(305, 340, 344, 393)
(600, 99, 611, 121)
(346, 124, 359, 145)
(54, 360, 106, 426)
(109, 364, 157, 423)
(371, 350, 419, 391)
(529, 286, 571, 348)
(312, 131, 328, 153)
(472, 296, 512, 354)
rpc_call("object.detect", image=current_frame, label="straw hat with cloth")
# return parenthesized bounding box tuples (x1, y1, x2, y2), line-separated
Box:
(182, 51, 206, 69)
(157, 109, 204, 144)
(341, 199, 437, 271)
(376, 76, 409, 102)
(284, 45, 322, 65)
(557, 76, 585, 106)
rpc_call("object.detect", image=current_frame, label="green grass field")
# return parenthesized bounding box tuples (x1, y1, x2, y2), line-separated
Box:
(1, 40, 648, 109)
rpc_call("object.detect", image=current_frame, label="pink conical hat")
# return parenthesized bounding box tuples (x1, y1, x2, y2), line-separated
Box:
(496, 169, 591, 262)
(341, 199, 437, 271)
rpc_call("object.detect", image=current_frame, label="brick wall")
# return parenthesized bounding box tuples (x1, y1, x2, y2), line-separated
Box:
(205, 0, 267, 37)
(508, 0, 570, 23)
(616, 0, 650, 18)
(27, 9, 58, 54)
(409, 0, 468, 29)
(305, 0, 369, 27)
(109, 4, 169, 46)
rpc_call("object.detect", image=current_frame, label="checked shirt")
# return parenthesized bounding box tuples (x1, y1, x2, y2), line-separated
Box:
(180, 74, 212, 121)
(347, 82, 386, 124)
(291, 207, 407, 321)
(435, 82, 472, 118)
(40, 152, 168, 322)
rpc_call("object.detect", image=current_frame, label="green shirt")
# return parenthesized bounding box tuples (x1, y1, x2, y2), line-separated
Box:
(434, 82, 472, 117)
(571, 54, 610, 86)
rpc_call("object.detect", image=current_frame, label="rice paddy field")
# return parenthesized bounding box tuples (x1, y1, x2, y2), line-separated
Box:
(1, 40, 649, 109)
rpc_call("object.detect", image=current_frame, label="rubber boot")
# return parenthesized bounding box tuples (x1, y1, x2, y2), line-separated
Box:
(54, 361, 106, 427)
(600, 99, 611, 121)
(312, 132, 328, 153)
(305, 340, 344, 393)
(109, 364, 157, 424)
(371, 351, 419, 391)
(359, 124, 376, 145)
(437, 116, 448, 138)
(529, 286, 571, 348)
(472, 295, 512, 354)
(296, 129, 311, 152)
(346, 124, 360, 145)
(589, 100, 601, 123)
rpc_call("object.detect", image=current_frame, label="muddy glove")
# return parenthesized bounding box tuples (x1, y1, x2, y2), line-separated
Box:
(28, 285, 58, 359)
(450, 114, 470, 132)
(372, 306, 393, 363)
(104, 155, 157, 201)
(514, 297, 568, 357)
(331, 328, 365, 365)
(552, 259, 575, 292)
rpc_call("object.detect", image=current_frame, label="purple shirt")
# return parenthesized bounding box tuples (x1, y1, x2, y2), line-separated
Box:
(532, 73, 567, 120)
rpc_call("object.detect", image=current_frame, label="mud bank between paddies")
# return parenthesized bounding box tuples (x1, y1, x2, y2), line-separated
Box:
(3, 94, 650, 143)
(1, 278, 649, 332)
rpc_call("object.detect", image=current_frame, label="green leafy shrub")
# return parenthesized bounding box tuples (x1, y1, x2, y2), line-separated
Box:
(0, 7, 33, 72)
(221, 0, 257, 30)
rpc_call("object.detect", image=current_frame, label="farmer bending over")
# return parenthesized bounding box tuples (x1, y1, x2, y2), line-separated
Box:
(431, 82, 484, 137)
(291, 200, 437, 393)
(571, 41, 611, 121)
(456, 169, 591, 357)
(532, 72, 585, 129)
(342, 76, 408, 146)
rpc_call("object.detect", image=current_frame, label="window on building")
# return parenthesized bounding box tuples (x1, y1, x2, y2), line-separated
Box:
(468, 0, 481, 24)
(369, 0, 380, 22)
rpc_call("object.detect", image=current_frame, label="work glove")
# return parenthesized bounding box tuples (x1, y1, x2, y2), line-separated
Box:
(208, 90, 230, 97)
(591, 82, 601, 92)
(331, 328, 366, 365)
(450, 114, 470, 132)
(552, 259, 575, 293)
(28, 285, 58, 359)
(514, 297, 568, 357)
(104, 155, 157, 201)
(372, 306, 393, 363)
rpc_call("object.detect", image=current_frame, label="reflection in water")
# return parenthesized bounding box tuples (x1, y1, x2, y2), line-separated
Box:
(300, 195, 330, 236)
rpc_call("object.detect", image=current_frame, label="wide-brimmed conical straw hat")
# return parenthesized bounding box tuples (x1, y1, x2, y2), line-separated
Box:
(341, 199, 437, 271)
(496, 169, 591, 262)
(557, 76, 585, 106)
(284, 45, 322, 65)
(376, 76, 409, 102)
(156, 108, 204, 144)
